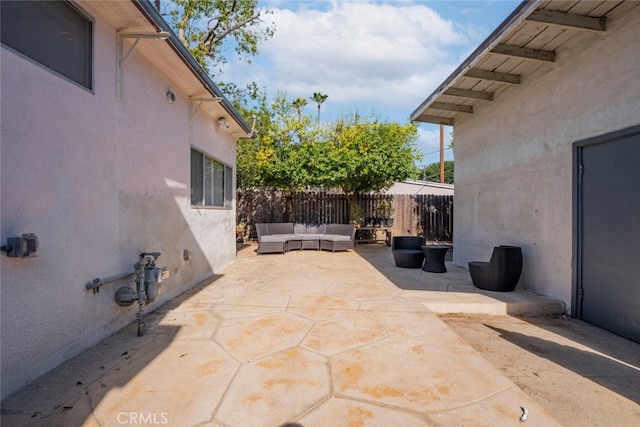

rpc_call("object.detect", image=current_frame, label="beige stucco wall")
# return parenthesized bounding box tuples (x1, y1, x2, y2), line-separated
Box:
(452, 4, 640, 307)
(1, 2, 237, 398)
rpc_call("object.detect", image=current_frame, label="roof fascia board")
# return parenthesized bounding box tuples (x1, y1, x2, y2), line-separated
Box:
(131, 0, 253, 136)
(410, 0, 541, 123)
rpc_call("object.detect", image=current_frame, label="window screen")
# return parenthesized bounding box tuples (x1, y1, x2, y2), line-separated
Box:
(1, 1, 93, 90)
(191, 148, 232, 208)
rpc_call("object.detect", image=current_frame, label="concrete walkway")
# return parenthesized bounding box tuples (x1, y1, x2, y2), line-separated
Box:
(2, 244, 565, 426)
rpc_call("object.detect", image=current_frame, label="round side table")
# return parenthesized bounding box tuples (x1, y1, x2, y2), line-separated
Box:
(421, 245, 449, 273)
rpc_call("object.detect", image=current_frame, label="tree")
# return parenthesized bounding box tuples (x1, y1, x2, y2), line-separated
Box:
(319, 113, 422, 219)
(310, 92, 328, 130)
(236, 99, 421, 221)
(420, 161, 454, 184)
(292, 97, 308, 122)
(164, 0, 274, 85)
(236, 93, 316, 190)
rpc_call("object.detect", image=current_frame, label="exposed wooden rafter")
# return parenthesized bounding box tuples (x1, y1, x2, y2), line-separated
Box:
(491, 43, 556, 62)
(410, 0, 618, 127)
(431, 102, 473, 114)
(526, 9, 606, 31)
(414, 115, 455, 126)
(463, 69, 521, 84)
(443, 88, 494, 101)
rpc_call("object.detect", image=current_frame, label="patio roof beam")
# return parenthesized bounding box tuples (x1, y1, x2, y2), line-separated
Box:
(443, 88, 494, 101)
(463, 69, 521, 85)
(491, 43, 556, 62)
(431, 102, 473, 114)
(526, 10, 606, 32)
(413, 115, 455, 126)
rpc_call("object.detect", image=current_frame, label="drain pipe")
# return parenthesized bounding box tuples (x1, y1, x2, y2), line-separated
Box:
(134, 258, 147, 337)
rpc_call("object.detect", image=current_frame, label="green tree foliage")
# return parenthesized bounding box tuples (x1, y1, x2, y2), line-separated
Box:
(292, 97, 308, 121)
(323, 113, 422, 195)
(164, 0, 274, 102)
(310, 92, 328, 130)
(237, 97, 422, 210)
(419, 161, 454, 184)
(236, 93, 316, 191)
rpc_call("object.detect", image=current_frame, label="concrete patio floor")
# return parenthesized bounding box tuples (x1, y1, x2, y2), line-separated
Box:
(2, 244, 569, 426)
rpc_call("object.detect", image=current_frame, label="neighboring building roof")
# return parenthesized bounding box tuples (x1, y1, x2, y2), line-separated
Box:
(386, 179, 454, 195)
(411, 0, 631, 126)
(91, 0, 253, 137)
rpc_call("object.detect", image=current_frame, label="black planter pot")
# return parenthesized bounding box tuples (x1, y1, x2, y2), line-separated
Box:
(373, 218, 384, 228)
(385, 218, 394, 227)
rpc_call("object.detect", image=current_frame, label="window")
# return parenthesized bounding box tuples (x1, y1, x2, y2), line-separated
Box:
(1, 1, 93, 90)
(191, 148, 233, 208)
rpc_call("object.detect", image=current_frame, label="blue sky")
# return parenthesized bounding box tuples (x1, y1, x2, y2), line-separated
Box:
(225, 0, 522, 166)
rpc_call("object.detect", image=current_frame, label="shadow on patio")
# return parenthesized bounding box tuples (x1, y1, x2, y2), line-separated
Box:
(2, 244, 570, 426)
(1, 275, 228, 426)
(352, 243, 565, 316)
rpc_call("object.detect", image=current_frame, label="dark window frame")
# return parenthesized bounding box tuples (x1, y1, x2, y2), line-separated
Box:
(1, 1, 94, 91)
(191, 148, 233, 209)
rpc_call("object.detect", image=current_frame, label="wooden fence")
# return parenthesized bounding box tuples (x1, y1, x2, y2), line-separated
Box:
(237, 190, 453, 242)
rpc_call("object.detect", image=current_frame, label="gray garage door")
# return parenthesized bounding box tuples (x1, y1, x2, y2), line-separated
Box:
(577, 126, 640, 343)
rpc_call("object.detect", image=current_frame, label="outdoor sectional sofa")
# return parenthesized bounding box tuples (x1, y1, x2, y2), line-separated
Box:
(256, 223, 356, 254)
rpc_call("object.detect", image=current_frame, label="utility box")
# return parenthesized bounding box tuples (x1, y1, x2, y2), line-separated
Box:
(4, 233, 39, 258)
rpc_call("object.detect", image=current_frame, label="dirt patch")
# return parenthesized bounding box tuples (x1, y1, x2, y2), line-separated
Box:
(439, 314, 640, 426)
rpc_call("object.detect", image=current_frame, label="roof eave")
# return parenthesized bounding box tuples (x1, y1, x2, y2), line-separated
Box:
(133, 0, 254, 137)
(410, 0, 540, 124)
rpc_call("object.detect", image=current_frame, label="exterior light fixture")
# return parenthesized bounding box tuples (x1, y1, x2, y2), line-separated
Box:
(218, 117, 229, 131)
(166, 90, 176, 104)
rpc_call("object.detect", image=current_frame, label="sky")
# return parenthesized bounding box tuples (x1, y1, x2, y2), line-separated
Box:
(224, 0, 522, 167)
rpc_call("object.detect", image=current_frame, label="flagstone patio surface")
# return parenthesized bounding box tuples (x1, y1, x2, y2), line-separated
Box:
(1, 244, 564, 426)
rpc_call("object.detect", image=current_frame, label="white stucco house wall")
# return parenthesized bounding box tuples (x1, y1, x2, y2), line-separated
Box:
(411, 0, 639, 342)
(1, 0, 253, 398)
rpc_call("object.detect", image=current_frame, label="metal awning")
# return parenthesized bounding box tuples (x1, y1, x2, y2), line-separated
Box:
(411, 0, 629, 126)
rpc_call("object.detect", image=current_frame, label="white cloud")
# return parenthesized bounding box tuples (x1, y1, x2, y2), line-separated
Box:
(227, 0, 477, 119)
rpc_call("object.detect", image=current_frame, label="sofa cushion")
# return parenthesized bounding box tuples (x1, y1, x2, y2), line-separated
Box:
(297, 233, 324, 240)
(294, 224, 326, 234)
(260, 235, 293, 243)
(267, 223, 295, 235)
(325, 224, 355, 237)
(321, 234, 352, 242)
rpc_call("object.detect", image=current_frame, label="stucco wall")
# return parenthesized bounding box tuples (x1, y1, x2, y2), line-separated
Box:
(0, 3, 237, 398)
(452, 4, 640, 307)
